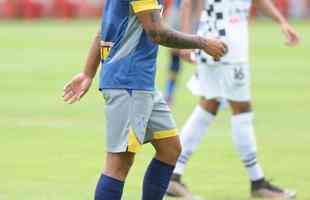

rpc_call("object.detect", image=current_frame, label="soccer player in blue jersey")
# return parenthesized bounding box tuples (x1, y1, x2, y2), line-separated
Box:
(63, 0, 227, 200)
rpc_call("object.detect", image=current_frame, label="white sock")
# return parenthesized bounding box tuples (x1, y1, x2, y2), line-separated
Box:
(231, 112, 264, 181)
(174, 106, 215, 175)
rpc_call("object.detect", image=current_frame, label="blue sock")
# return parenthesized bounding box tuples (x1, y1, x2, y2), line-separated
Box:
(165, 54, 181, 100)
(95, 174, 124, 200)
(170, 54, 181, 73)
(165, 79, 176, 100)
(142, 159, 175, 200)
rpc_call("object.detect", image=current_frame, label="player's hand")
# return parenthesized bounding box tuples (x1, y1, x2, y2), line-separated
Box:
(201, 37, 228, 61)
(179, 49, 196, 64)
(63, 72, 93, 104)
(281, 22, 300, 46)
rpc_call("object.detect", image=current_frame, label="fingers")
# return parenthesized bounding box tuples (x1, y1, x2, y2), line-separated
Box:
(282, 25, 300, 46)
(68, 94, 80, 104)
(222, 42, 229, 54)
(62, 73, 93, 104)
(219, 42, 228, 56)
(212, 42, 227, 61)
(68, 89, 88, 104)
(287, 31, 300, 46)
(286, 33, 298, 46)
(63, 82, 73, 94)
(63, 90, 82, 104)
(214, 57, 221, 62)
(77, 90, 87, 101)
(63, 90, 75, 102)
(63, 82, 80, 104)
(63, 85, 88, 104)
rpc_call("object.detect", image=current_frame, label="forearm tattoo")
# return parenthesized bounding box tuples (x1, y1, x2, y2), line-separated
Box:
(147, 11, 204, 49)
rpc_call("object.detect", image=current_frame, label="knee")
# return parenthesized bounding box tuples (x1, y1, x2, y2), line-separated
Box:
(200, 98, 220, 115)
(230, 101, 252, 115)
(156, 139, 182, 165)
(104, 152, 135, 181)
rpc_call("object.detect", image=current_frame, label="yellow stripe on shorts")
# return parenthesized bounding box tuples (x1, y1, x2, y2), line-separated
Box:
(127, 129, 142, 153)
(131, 0, 161, 13)
(153, 129, 178, 140)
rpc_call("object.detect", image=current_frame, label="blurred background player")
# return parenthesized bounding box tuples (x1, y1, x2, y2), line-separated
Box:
(164, 0, 201, 106)
(164, 0, 182, 106)
(167, 0, 300, 199)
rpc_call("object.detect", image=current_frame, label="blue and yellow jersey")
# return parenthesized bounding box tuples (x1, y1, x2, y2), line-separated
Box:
(99, 0, 163, 91)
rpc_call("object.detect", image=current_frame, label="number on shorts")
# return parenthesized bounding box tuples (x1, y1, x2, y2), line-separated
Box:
(234, 67, 245, 80)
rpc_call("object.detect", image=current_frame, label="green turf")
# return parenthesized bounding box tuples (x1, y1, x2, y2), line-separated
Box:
(0, 20, 309, 200)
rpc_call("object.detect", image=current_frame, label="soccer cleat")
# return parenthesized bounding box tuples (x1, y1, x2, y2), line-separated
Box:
(251, 179, 296, 199)
(166, 174, 196, 199)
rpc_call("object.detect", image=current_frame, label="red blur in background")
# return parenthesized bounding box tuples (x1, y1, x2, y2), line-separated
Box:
(0, 0, 103, 19)
(0, 0, 308, 20)
(251, 0, 289, 18)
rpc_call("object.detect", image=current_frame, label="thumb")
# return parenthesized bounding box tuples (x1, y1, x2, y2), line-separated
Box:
(78, 88, 90, 100)
(77, 90, 86, 100)
(282, 29, 291, 44)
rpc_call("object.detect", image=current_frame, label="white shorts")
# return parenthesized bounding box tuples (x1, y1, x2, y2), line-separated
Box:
(187, 63, 251, 102)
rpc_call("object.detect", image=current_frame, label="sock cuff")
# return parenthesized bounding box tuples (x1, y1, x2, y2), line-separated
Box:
(152, 158, 175, 170)
(231, 112, 254, 123)
(145, 159, 175, 183)
(101, 174, 125, 188)
(195, 105, 215, 124)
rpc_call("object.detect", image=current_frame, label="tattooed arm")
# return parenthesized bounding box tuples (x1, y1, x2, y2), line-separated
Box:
(135, 9, 227, 60)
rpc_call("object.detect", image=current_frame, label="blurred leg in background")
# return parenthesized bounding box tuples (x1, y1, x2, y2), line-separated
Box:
(163, 0, 183, 107)
(165, 51, 182, 106)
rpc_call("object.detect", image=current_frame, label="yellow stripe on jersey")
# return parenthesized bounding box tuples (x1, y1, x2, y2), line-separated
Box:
(131, 0, 161, 13)
(153, 129, 178, 140)
(100, 47, 110, 60)
(100, 41, 113, 61)
(127, 128, 142, 153)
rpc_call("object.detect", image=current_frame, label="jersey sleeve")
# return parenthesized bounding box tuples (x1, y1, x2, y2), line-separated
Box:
(130, 0, 161, 13)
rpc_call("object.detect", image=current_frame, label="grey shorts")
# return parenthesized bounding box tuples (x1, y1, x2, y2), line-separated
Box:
(101, 89, 178, 153)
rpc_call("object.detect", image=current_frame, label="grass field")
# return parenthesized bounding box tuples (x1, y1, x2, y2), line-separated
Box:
(0, 20, 309, 200)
